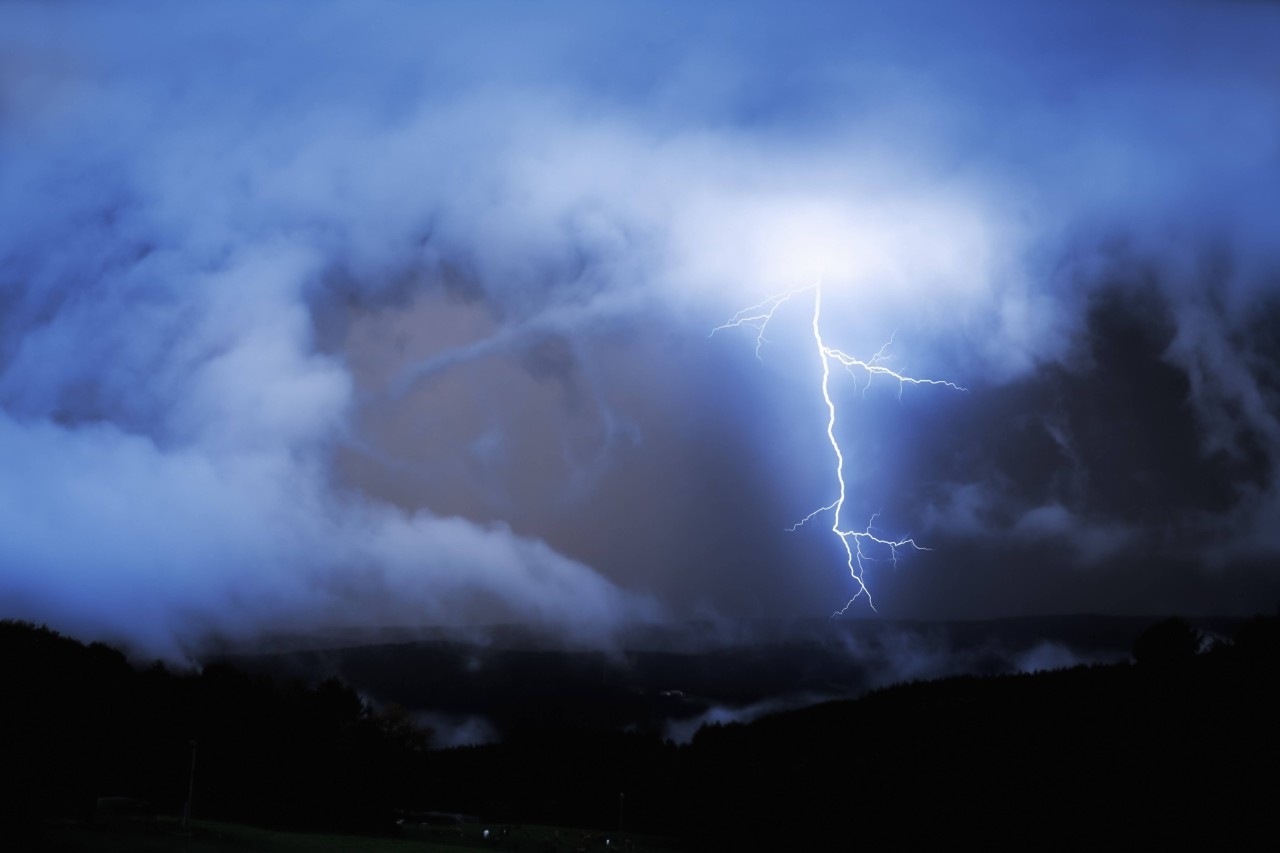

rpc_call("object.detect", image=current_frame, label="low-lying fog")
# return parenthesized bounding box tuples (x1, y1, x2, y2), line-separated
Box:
(215, 615, 1204, 747)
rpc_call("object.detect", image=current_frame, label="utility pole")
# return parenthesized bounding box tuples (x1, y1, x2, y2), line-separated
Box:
(618, 791, 624, 834)
(182, 740, 197, 832)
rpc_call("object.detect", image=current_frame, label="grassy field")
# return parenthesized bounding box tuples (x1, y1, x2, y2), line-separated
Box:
(39, 818, 680, 853)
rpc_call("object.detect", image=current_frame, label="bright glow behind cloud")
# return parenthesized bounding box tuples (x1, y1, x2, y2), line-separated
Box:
(1, 0, 1278, 652)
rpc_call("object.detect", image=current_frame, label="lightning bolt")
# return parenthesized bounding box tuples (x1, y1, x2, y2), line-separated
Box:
(715, 283, 964, 615)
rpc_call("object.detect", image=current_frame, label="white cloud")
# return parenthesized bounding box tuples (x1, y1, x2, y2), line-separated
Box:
(1, 0, 1278, 650)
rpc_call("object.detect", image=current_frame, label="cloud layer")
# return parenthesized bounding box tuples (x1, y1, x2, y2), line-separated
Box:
(2, 1, 1279, 655)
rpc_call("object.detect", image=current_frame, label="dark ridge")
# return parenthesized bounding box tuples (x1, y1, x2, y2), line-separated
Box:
(3, 614, 1276, 849)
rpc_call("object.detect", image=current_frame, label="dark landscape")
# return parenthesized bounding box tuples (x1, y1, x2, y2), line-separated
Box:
(4, 613, 1277, 850)
(4, 2, 1280, 851)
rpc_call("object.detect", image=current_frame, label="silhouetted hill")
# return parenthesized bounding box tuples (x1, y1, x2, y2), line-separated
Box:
(212, 614, 1190, 742)
(416, 616, 1278, 849)
(0, 620, 428, 840)
(3, 615, 1276, 849)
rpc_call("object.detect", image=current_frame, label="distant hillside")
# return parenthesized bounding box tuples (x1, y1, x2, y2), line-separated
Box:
(213, 614, 1231, 742)
(3, 615, 1276, 850)
(424, 615, 1280, 849)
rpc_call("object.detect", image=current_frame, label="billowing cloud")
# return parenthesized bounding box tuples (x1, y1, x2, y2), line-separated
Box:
(1, 1, 1278, 656)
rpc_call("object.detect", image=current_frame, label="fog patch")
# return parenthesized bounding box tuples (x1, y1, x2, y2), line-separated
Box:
(665, 693, 831, 745)
(1014, 641, 1083, 674)
(416, 712, 500, 750)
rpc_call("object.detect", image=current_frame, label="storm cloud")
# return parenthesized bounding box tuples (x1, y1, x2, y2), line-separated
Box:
(2, 0, 1278, 656)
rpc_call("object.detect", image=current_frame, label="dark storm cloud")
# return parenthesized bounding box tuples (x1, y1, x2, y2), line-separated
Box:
(1, 1, 1278, 656)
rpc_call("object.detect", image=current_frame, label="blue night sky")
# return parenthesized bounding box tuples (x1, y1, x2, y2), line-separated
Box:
(2, 1, 1279, 658)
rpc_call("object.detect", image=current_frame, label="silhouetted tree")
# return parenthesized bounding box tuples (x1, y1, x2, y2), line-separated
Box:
(1230, 613, 1280, 666)
(1132, 616, 1201, 669)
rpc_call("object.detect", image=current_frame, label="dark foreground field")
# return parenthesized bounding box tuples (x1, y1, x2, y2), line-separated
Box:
(3, 615, 1277, 850)
(40, 818, 677, 853)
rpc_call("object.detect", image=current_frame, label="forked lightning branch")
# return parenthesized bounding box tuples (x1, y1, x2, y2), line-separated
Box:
(714, 284, 964, 615)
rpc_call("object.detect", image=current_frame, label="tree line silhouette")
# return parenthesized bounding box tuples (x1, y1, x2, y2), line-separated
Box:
(0, 621, 426, 838)
(2, 614, 1276, 849)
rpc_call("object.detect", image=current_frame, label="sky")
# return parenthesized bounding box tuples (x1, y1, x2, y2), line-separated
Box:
(2, 0, 1279, 659)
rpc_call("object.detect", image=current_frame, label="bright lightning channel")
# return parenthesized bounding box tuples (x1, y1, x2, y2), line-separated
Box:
(714, 284, 964, 616)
